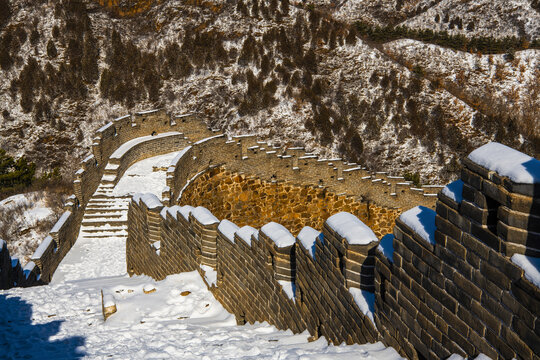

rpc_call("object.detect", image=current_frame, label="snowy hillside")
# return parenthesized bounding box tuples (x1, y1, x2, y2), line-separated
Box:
(0, 0, 538, 186)
(0, 191, 62, 265)
(402, 0, 540, 40)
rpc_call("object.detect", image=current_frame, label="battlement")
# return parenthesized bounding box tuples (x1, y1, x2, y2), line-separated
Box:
(127, 141, 540, 359)
(3, 109, 538, 359)
(2, 110, 212, 288)
(164, 133, 438, 211)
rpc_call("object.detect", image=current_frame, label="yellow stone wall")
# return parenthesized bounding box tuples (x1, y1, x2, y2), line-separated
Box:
(180, 167, 401, 238)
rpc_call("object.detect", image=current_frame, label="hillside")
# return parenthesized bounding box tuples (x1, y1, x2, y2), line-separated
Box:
(0, 0, 538, 190)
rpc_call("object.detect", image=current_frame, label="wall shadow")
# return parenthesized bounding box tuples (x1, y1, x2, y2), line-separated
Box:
(0, 294, 86, 359)
(523, 159, 540, 257)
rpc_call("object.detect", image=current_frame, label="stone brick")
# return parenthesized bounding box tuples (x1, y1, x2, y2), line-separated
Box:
(461, 232, 490, 260)
(457, 305, 485, 337)
(471, 299, 502, 335)
(461, 168, 483, 191)
(511, 317, 540, 355)
(485, 328, 515, 359)
(453, 271, 482, 301)
(498, 206, 540, 232)
(470, 221, 501, 252)
(435, 215, 462, 244)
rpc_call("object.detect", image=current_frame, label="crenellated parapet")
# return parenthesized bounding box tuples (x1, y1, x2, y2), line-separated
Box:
(2, 110, 212, 289)
(375, 143, 540, 359)
(127, 193, 380, 343)
(127, 141, 539, 359)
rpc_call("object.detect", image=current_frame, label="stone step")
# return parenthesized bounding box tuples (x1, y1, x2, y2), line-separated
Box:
(83, 209, 127, 219)
(86, 203, 130, 208)
(80, 233, 128, 239)
(84, 208, 127, 214)
(87, 198, 130, 204)
(82, 220, 128, 227)
(82, 215, 128, 223)
(91, 193, 130, 199)
(80, 225, 127, 234)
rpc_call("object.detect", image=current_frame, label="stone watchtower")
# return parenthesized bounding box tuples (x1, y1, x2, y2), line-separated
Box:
(461, 143, 539, 257)
(376, 142, 540, 359)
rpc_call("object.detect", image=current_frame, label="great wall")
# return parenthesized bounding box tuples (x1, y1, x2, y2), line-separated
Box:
(0, 109, 538, 359)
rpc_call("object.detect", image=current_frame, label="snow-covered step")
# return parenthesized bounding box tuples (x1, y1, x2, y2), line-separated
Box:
(84, 208, 127, 215)
(80, 225, 128, 234)
(82, 219, 128, 227)
(78, 231, 128, 239)
(83, 212, 126, 218)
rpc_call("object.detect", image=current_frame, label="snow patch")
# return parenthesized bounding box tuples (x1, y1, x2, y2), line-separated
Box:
(511, 254, 540, 288)
(200, 265, 218, 287)
(399, 206, 436, 245)
(468, 142, 540, 184)
(218, 220, 239, 243)
(442, 179, 464, 203)
(261, 222, 295, 248)
(191, 207, 219, 225)
(297, 226, 319, 259)
(326, 212, 378, 245)
(277, 280, 296, 302)
(133, 193, 163, 210)
(377, 234, 394, 263)
(348, 288, 375, 325)
(236, 226, 257, 246)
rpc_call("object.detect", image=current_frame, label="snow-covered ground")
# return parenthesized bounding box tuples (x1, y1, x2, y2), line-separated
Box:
(0, 191, 58, 265)
(111, 151, 180, 199)
(0, 151, 404, 359)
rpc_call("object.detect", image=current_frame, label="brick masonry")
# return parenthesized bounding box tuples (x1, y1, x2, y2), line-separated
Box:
(129, 135, 539, 359)
(3, 109, 538, 360)
(180, 167, 400, 238)
(1, 110, 215, 289)
(127, 195, 379, 345)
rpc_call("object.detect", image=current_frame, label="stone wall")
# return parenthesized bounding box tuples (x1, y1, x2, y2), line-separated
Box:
(1, 110, 213, 289)
(165, 135, 439, 211)
(374, 149, 540, 359)
(0, 240, 40, 289)
(180, 167, 400, 238)
(127, 194, 380, 345)
(128, 141, 539, 360)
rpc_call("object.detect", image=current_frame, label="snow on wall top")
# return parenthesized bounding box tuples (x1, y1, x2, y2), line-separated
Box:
(191, 206, 219, 225)
(442, 179, 464, 204)
(111, 132, 182, 159)
(178, 205, 194, 221)
(326, 212, 378, 245)
(377, 234, 395, 263)
(261, 222, 295, 248)
(166, 205, 182, 220)
(236, 225, 257, 246)
(348, 288, 375, 325)
(468, 142, 540, 184)
(218, 220, 239, 242)
(511, 254, 540, 288)
(297, 226, 319, 259)
(32, 235, 54, 259)
(168, 146, 192, 171)
(399, 206, 436, 245)
(193, 134, 225, 145)
(134, 193, 163, 210)
(50, 211, 72, 233)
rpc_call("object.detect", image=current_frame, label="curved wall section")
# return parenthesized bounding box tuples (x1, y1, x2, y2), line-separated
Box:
(1, 110, 213, 288)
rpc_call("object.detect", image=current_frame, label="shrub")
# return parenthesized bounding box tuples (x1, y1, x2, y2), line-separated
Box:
(0, 0, 10, 29)
(47, 39, 58, 58)
(0, 150, 36, 195)
(403, 172, 421, 187)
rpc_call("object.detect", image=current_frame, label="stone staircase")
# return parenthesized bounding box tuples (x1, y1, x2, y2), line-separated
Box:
(80, 183, 130, 240)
